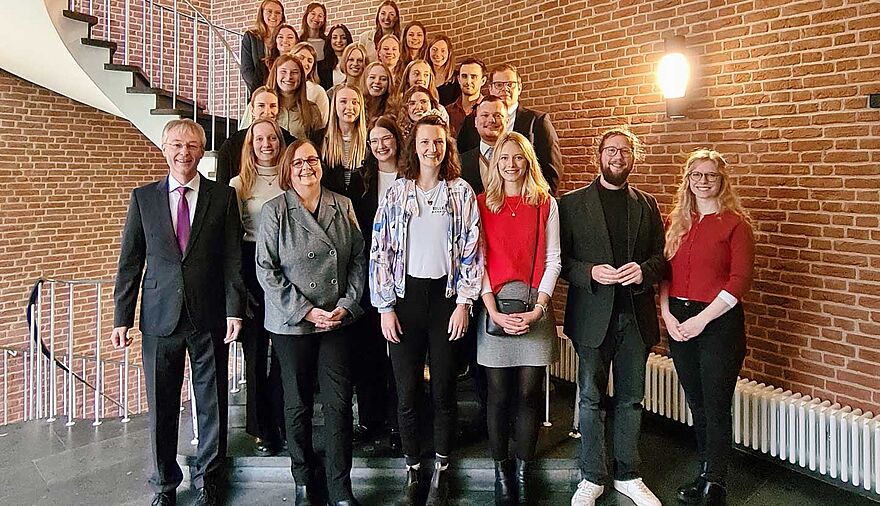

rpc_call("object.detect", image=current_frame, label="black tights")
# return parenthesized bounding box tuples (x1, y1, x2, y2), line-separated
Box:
(485, 366, 544, 461)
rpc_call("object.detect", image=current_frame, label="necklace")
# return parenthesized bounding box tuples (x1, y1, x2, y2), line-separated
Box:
(504, 196, 522, 217)
(418, 182, 442, 206)
(257, 168, 278, 186)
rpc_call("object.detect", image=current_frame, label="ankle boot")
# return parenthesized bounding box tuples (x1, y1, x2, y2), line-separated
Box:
(403, 466, 420, 505)
(677, 462, 707, 503)
(493, 459, 515, 505)
(703, 481, 727, 506)
(515, 458, 530, 504)
(426, 461, 449, 506)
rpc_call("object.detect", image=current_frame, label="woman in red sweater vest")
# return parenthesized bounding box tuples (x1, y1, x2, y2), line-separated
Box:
(659, 149, 755, 506)
(478, 131, 561, 505)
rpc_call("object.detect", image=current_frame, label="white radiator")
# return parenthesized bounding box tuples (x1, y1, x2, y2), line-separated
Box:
(551, 334, 880, 497)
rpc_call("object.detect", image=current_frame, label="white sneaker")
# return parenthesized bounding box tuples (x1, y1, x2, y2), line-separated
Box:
(571, 479, 604, 506)
(613, 478, 661, 506)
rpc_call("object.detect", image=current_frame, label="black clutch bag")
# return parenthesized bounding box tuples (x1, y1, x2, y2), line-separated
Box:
(484, 210, 540, 337)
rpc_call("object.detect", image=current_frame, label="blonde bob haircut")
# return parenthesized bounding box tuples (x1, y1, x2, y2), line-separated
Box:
(483, 131, 550, 213)
(664, 148, 751, 259)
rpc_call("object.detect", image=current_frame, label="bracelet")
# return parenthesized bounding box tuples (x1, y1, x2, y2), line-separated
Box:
(534, 303, 547, 316)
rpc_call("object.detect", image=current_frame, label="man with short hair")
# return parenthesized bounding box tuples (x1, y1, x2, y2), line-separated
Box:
(560, 127, 665, 506)
(215, 87, 296, 185)
(457, 63, 563, 193)
(459, 96, 507, 195)
(447, 57, 487, 137)
(111, 119, 246, 506)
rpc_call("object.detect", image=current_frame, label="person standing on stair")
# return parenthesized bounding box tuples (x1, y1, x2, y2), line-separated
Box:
(241, 0, 286, 99)
(111, 119, 246, 506)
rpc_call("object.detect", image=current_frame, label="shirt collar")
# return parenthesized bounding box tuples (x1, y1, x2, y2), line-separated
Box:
(168, 173, 200, 193)
(479, 140, 493, 159)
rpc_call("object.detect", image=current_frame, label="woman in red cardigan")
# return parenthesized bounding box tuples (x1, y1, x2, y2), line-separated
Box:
(659, 149, 755, 506)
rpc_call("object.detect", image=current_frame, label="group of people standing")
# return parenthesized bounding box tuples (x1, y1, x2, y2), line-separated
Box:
(109, 2, 755, 506)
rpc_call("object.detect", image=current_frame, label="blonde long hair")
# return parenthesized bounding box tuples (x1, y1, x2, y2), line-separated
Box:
(250, 0, 286, 41)
(266, 55, 320, 134)
(238, 119, 286, 200)
(664, 149, 751, 259)
(321, 85, 367, 169)
(483, 131, 551, 213)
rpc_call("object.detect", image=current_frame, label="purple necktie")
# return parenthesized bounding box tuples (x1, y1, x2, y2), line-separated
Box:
(175, 186, 190, 254)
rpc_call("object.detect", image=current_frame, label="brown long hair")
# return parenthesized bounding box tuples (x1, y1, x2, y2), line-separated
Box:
(402, 114, 461, 181)
(400, 21, 426, 66)
(266, 55, 320, 133)
(665, 149, 751, 259)
(361, 62, 395, 123)
(300, 2, 327, 40)
(425, 35, 456, 84)
(250, 0, 286, 41)
(238, 119, 287, 200)
(263, 23, 298, 69)
(372, 1, 402, 47)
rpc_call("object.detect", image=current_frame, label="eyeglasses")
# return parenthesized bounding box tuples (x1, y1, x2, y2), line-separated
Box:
(291, 156, 321, 169)
(164, 142, 202, 152)
(369, 135, 394, 146)
(490, 81, 518, 91)
(601, 146, 633, 158)
(688, 171, 720, 182)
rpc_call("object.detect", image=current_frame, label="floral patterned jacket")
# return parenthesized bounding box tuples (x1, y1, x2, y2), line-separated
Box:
(369, 177, 483, 312)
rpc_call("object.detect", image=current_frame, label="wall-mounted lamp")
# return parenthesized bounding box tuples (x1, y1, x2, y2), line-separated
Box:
(657, 35, 690, 119)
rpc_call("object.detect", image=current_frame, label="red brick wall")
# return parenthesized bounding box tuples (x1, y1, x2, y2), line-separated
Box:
(451, 0, 880, 411)
(0, 69, 166, 422)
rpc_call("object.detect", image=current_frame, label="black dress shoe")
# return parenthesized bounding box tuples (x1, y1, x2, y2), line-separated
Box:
(403, 466, 420, 505)
(255, 437, 280, 457)
(493, 459, 515, 505)
(332, 499, 361, 506)
(676, 474, 707, 503)
(294, 485, 311, 506)
(150, 492, 176, 506)
(195, 483, 220, 506)
(425, 462, 449, 506)
(703, 481, 727, 506)
(514, 458, 530, 505)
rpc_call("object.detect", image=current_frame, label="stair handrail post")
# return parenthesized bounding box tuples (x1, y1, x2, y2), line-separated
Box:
(66, 283, 76, 426)
(47, 282, 57, 422)
(159, 5, 164, 87)
(124, 0, 130, 65)
(121, 346, 131, 422)
(209, 28, 215, 150)
(103, 0, 109, 41)
(173, 0, 179, 110)
(224, 48, 229, 141)
(141, 0, 146, 75)
(35, 283, 43, 420)
(181, 0, 242, 68)
(192, 17, 198, 122)
(92, 283, 102, 426)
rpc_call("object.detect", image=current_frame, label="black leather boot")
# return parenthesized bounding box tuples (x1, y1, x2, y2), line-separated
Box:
(403, 466, 420, 506)
(677, 462, 707, 503)
(493, 459, 515, 505)
(703, 481, 727, 506)
(425, 461, 449, 506)
(515, 458, 530, 505)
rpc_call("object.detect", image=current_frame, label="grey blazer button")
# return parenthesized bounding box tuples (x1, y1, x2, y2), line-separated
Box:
(329, 249, 336, 256)
(309, 282, 317, 289)
(308, 251, 316, 259)
(330, 278, 338, 285)
(177, 288, 182, 294)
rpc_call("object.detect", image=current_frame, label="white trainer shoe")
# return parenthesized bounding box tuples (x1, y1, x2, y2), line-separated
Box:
(613, 477, 662, 506)
(571, 479, 604, 506)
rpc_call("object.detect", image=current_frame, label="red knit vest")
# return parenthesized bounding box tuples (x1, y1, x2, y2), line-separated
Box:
(478, 194, 550, 293)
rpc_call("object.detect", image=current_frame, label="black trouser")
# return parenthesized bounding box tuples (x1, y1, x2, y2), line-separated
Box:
(390, 275, 458, 466)
(485, 366, 544, 461)
(142, 312, 228, 492)
(462, 301, 488, 423)
(241, 241, 285, 443)
(668, 299, 746, 483)
(272, 328, 354, 502)
(351, 304, 394, 430)
(574, 312, 648, 483)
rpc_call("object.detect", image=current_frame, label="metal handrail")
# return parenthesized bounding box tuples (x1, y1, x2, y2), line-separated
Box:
(181, 0, 241, 69)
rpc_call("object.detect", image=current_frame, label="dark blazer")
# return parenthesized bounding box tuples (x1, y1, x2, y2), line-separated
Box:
(241, 31, 269, 98)
(215, 127, 297, 186)
(114, 175, 246, 336)
(456, 106, 563, 194)
(559, 179, 666, 348)
(459, 147, 485, 195)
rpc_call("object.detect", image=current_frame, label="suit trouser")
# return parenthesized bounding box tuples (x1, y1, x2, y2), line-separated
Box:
(668, 299, 746, 483)
(390, 275, 458, 466)
(574, 312, 648, 483)
(271, 327, 354, 502)
(142, 317, 228, 493)
(351, 305, 393, 430)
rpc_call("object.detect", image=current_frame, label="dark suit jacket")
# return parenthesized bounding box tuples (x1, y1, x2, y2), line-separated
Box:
(559, 179, 666, 348)
(215, 127, 297, 186)
(459, 147, 485, 195)
(456, 106, 563, 194)
(113, 175, 246, 336)
(241, 31, 268, 98)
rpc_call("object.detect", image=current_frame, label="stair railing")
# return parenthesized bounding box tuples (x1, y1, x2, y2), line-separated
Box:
(66, 0, 247, 151)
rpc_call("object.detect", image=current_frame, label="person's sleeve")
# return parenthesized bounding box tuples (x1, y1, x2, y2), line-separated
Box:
(533, 113, 563, 195)
(222, 187, 246, 318)
(559, 195, 596, 292)
(337, 200, 366, 320)
(537, 198, 562, 296)
(369, 189, 397, 312)
(633, 193, 667, 293)
(456, 186, 484, 305)
(215, 138, 233, 186)
(721, 218, 755, 301)
(113, 190, 146, 328)
(240, 32, 259, 94)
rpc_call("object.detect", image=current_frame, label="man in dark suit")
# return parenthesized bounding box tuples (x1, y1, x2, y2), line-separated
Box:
(111, 119, 246, 506)
(561, 128, 665, 506)
(459, 96, 508, 195)
(456, 63, 563, 193)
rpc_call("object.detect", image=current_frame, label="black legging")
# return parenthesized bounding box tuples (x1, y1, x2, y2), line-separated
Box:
(485, 365, 544, 461)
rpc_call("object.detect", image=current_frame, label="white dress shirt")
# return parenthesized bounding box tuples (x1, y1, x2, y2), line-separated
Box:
(168, 173, 199, 230)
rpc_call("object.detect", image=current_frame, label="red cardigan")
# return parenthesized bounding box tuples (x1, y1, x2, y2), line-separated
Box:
(478, 194, 550, 293)
(667, 210, 754, 304)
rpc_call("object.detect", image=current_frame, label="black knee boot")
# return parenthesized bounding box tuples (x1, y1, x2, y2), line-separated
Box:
(515, 458, 531, 504)
(493, 459, 515, 505)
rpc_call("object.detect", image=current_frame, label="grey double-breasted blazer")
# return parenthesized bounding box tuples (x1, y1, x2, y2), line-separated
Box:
(256, 188, 366, 335)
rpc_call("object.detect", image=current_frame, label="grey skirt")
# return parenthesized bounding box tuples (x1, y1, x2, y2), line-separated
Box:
(477, 281, 558, 368)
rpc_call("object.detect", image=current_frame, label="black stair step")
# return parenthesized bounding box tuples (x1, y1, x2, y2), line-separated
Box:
(81, 37, 117, 58)
(126, 87, 206, 112)
(62, 9, 99, 27)
(104, 63, 152, 89)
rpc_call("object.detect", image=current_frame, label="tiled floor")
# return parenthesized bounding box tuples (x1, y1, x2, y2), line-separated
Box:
(0, 380, 875, 505)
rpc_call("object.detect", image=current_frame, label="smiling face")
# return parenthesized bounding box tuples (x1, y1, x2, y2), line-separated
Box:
(415, 124, 446, 172)
(335, 88, 361, 125)
(407, 61, 432, 88)
(457, 62, 485, 99)
(276, 60, 301, 94)
(428, 40, 449, 69)
(497, 139, 528, 185)
(475, 100, 507, 144)
(162, 126, 204, 183)
(306, 6, 325, 32)
(330, 27, 348, 52)
(599, 134, 635, 187)
(294, 49, 315, 76)
(688, 159, 722, 200)
(405, 25, 425, 53)
(289, 143, 322, 189)
(252, 122, 281, 165)
(406, 91, 431, 122)
(369, 126, 397, 164)
(275, 26, 298, 53)
(262, 1, 283, 30)
(251, 90, 279, 120)
(345, 49, 365, 78)
(378, 38, 400, 69)
(378, 5, 397, 30)
(365, 65, 389, 96)
(490, 69, 520, 109)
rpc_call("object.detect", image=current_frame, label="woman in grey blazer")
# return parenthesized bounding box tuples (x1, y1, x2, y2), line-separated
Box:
(256, 139, 365, 506)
